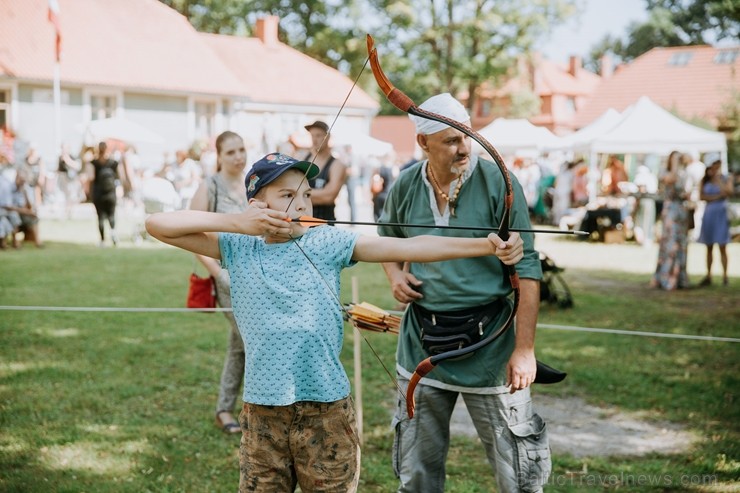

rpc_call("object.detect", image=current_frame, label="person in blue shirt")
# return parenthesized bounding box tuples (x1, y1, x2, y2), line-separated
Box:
(146, 152, 523, 493)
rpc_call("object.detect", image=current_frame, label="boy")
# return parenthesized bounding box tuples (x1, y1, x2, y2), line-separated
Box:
(145, 152, 523, 493)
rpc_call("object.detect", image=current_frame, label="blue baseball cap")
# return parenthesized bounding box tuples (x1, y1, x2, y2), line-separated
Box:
(245, 153, 320, 199)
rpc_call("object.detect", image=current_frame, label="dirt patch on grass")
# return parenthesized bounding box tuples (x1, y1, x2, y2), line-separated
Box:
(451, 395, 700, 457)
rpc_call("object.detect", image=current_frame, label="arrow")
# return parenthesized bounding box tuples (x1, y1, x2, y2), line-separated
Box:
(290, 216, 588, 236)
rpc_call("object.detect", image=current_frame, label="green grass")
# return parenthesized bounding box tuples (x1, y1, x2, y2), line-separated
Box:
(1, 241, 739, 492)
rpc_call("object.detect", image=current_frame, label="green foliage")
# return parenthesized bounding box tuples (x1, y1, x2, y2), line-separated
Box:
(159, 0, 252, 34)
(509, 87, 541, 118)
(587, 0, 740, 66)
(373, 0, 577, 114)
(1, 242, 738, 491)
(647, 0, 740, 42)
(157, 0, 578, 115)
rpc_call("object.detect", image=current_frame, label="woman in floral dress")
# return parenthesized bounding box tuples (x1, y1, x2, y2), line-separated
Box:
(651, 151, 690, 290)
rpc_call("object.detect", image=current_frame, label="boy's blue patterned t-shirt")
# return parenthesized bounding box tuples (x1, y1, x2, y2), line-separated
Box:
(219, 226, 359, 406)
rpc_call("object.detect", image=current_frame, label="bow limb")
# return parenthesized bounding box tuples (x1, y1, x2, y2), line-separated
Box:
(367, 34, 520, 418)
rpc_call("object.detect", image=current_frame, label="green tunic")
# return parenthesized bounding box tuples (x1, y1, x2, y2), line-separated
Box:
(378, 156, 542, 390)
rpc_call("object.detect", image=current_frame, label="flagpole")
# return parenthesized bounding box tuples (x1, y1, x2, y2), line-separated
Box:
(53, 60, 61, 159)
(48, 0, 62, 165)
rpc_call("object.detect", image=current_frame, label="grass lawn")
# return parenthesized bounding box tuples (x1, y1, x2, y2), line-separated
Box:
(1, 239, 738, 492)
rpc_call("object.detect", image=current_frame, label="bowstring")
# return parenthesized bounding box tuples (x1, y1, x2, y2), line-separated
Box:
(283, 54, 371, 212)
(289, 238, 408, 401)
(279, 53, 407, 401)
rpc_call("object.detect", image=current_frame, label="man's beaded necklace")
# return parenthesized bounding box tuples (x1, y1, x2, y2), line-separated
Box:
(428, 165, 464, 217)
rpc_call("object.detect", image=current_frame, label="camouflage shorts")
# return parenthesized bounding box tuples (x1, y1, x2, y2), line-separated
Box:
(238, 396, 361, 493)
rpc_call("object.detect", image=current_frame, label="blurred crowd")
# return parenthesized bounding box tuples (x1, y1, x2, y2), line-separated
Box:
(0, 129, 404, 248)
(1, 126, 734, 254)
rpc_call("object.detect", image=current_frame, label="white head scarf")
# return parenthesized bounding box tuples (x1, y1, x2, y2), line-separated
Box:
(409, 93, 470, 135)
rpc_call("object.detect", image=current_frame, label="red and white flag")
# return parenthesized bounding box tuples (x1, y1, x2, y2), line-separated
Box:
(47, 0, 62, 61)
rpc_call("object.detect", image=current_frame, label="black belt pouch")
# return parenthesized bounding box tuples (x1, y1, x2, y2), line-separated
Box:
(412, 299, 502, 357)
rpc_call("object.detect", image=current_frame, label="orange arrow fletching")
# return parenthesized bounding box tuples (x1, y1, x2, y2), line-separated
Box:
(294, 216, 328, 228)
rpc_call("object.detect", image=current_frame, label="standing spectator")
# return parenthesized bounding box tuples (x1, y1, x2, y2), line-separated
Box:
(571, 158, 589, 206)
(697, 160, 733, 286)
(172, 151, 202, 209)
(632, 164, 659, 246)
(57, 144, 82, 216)
(601, 155, 628, 196)
(122, 145, 143, 206)
(378, 93, 549, 493)
(300, 120, 347, 221)
(78, 146, 95, 202)
(163, 150, 202, 209)
(189, 131, 249, 435)
(0, 167, 17, 249)
(651, 151, 690, 290)
(371, 162, 394, 221)
(683, 151, 706, 239)
(552, 161, 575, 226)
(91, 141, 121, 247)
(23, 144, 46, 206)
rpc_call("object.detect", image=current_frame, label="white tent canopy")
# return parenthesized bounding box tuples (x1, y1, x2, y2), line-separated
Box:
(588, 96, 727, 155)
(329, 127, 394, 157)
(475, 118, 563, 156)
(560, 108, 622, 153)
(75, 117, 166, 146)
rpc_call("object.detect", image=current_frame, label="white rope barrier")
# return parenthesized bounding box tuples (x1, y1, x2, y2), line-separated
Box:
(0, 305, 232, 313)
(1, 305, 738, 343)
(537, 323, 740, 343)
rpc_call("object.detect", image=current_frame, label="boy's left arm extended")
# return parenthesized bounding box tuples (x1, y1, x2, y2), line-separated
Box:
(352, 232, 523, 264)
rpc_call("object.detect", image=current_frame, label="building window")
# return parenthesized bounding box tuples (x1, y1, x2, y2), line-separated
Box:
(91, 94, 117, 120)
(668, 52, 693, 66)
(714, 49, 738, 64)
(479, 99, 492, 118)
(565, 96, 576, 114)
(195, 101, 216, 140)
(0, 89, 9, 129)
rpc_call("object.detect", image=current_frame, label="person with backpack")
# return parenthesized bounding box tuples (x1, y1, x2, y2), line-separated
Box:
(91, 141, 120, 247)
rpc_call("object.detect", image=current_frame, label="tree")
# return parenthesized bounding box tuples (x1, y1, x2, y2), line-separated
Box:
(159, 0, 252, 34)
(159, 1, 388, 94)
(159, 0, 578, 115)
(647, 0, 740, 42)
(586, 0, 739, 66)
(372, 0, 576, 114)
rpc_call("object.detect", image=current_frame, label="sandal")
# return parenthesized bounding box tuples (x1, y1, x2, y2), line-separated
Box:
(215, 412, 241, 434)
(698, 277, 712, 287)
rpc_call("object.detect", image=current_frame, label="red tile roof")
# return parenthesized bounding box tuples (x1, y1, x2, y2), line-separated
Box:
(535, 58, 601, 97)
(202, 33, 377, 109)
(575, 45, 740, 128)
(370, 116, 417, 160)
(0, 0, 380, 109)
(476, 56, 600, 98)
(0, 0, 244, 96)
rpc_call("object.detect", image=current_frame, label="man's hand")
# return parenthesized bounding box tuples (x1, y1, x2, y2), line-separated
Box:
(506, 347, 537, 393)
(487, 232, 523, 265)
(389, 262, 423, 304)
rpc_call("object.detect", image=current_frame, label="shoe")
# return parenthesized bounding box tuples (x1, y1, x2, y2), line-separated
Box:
(723, 277, 729, 287)
(215, 412, 241, 435)
(698, 277, 711, 287)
